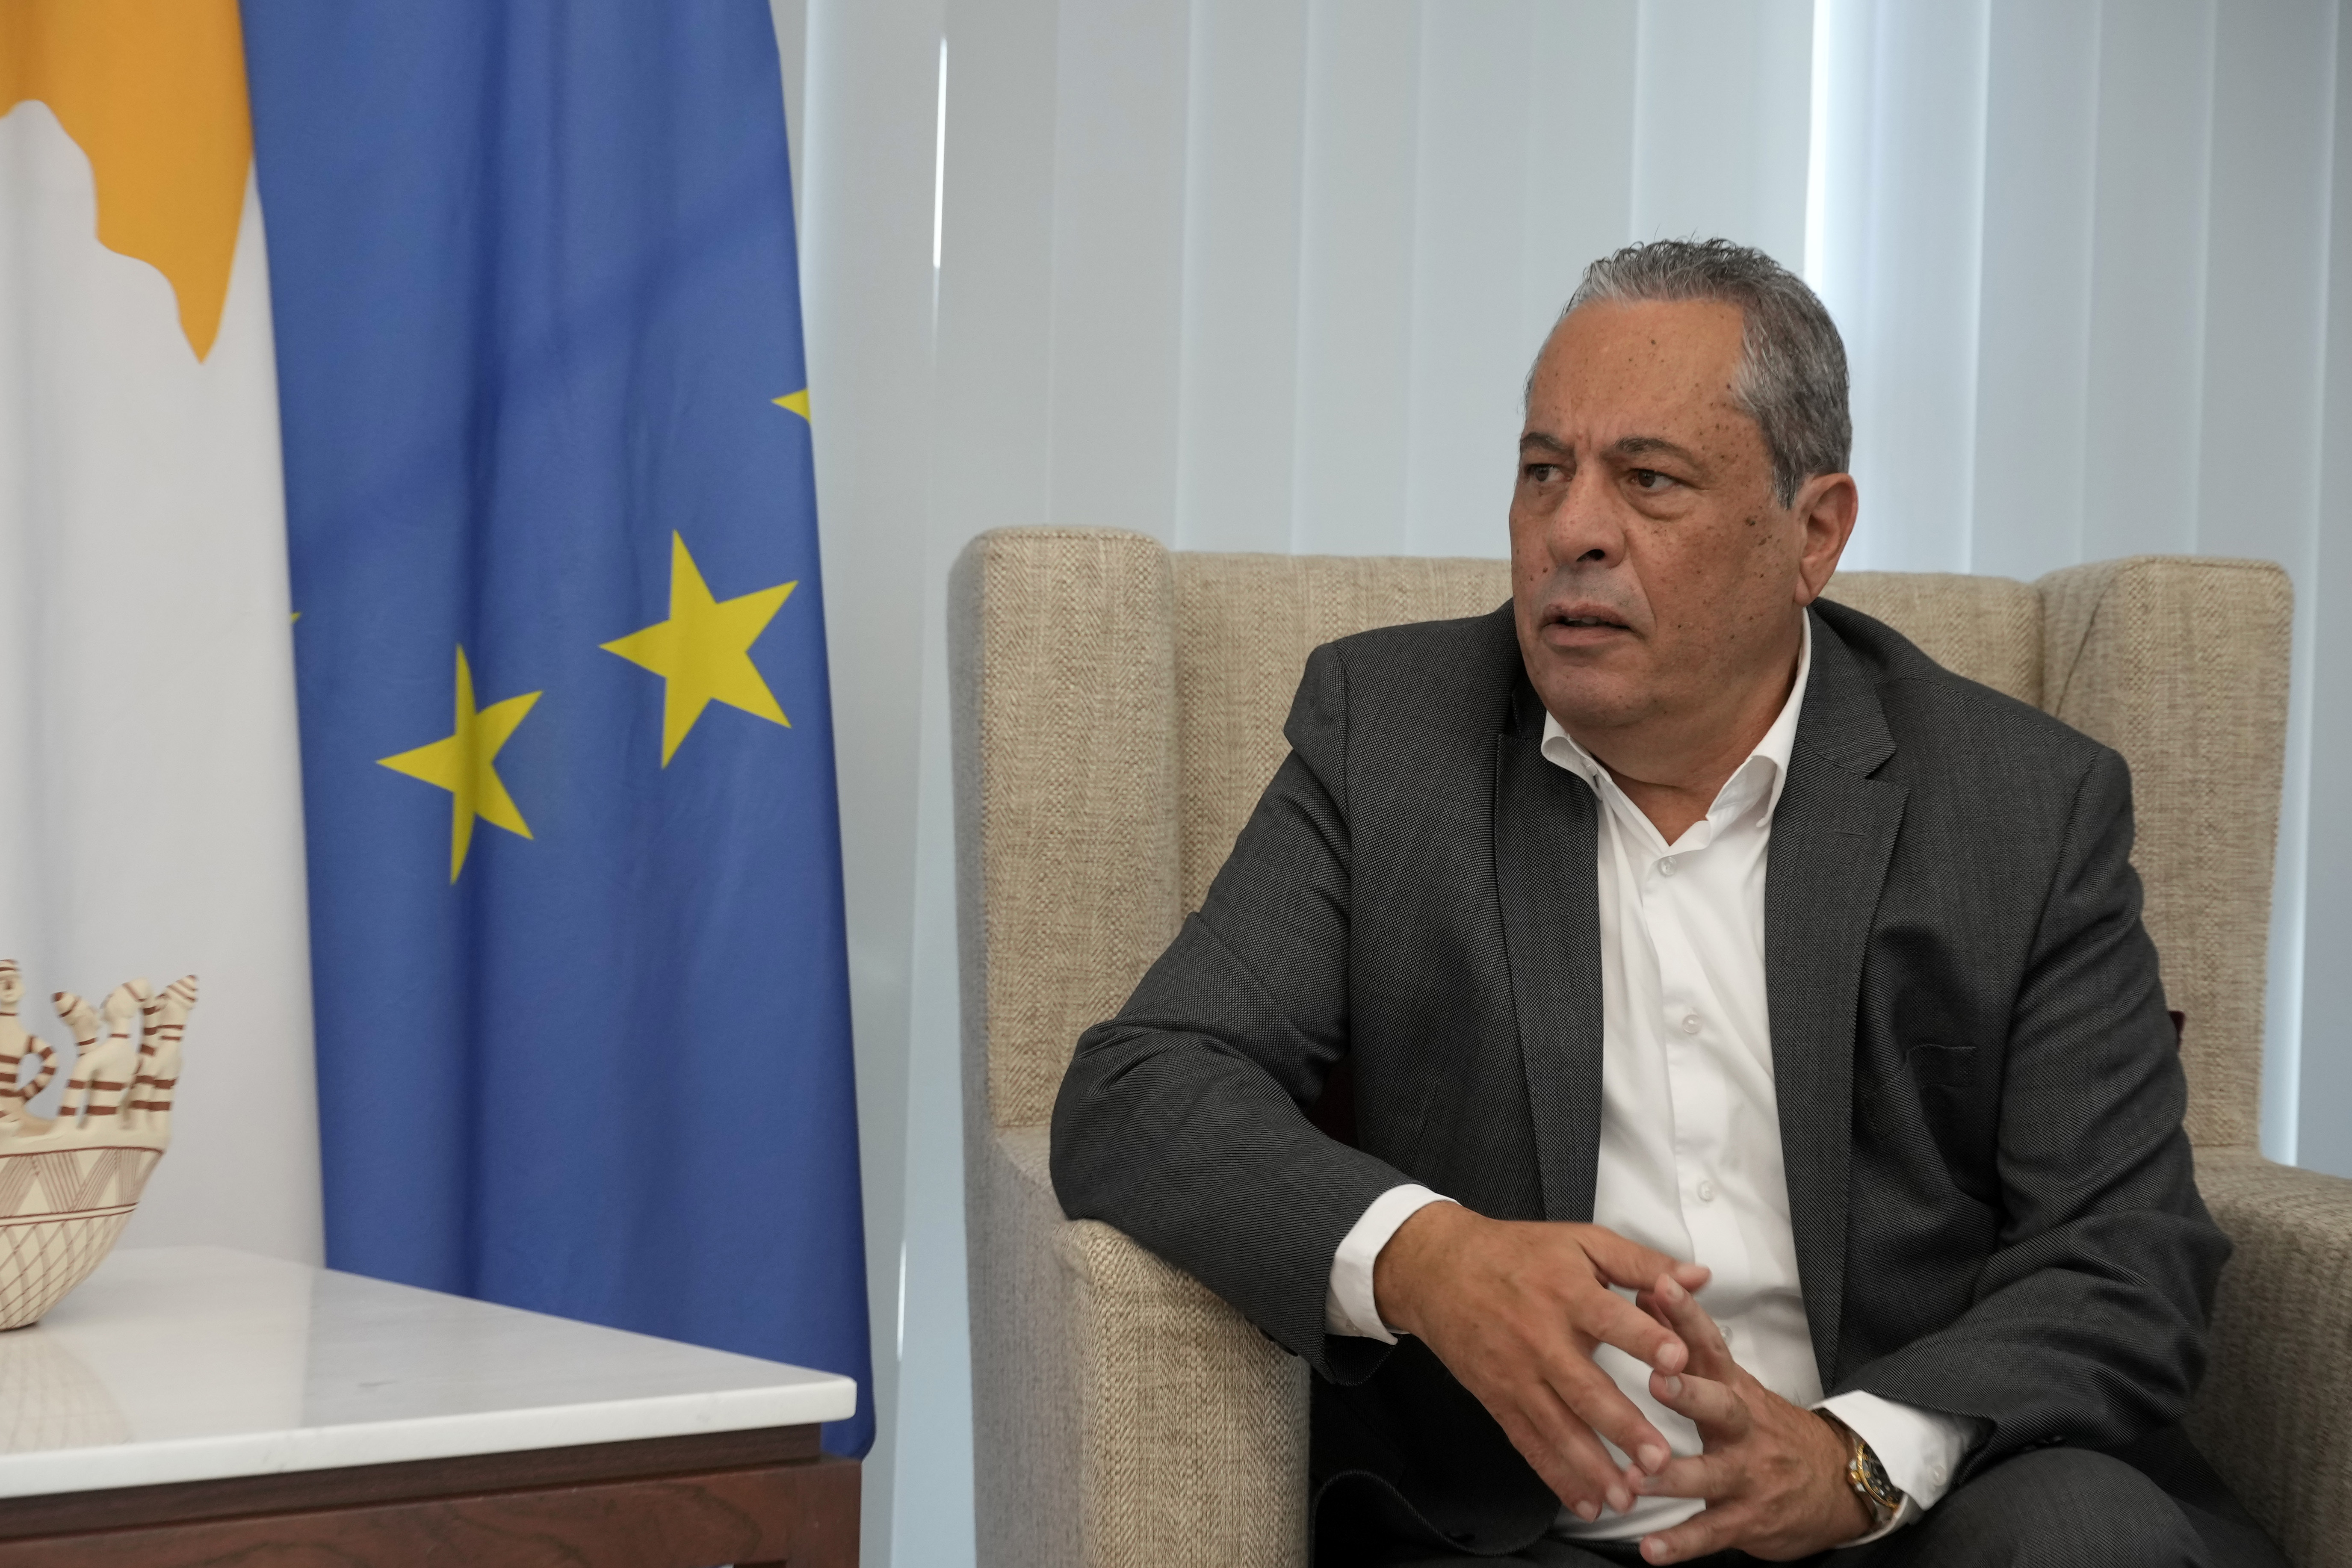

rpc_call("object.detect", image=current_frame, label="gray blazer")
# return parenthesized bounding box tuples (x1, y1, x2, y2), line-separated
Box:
(1051, 599, 2228, 1557)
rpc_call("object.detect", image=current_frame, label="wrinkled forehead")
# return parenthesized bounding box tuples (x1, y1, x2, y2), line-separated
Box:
(1525, 298, 1752, 445)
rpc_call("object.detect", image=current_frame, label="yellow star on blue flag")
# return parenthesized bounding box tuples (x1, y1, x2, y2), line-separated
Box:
(600, 532, 796, 765)
(376, 647, 541, 881)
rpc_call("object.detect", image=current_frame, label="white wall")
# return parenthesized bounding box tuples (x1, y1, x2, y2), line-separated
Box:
(782, 3, 2352, 1563)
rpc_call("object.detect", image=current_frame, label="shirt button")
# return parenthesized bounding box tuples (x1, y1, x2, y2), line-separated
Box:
(1680, 1014, 1702, 1035)
(1658, 856, 1679, 877)
(1696, 1178, 1718, 1202)
(1930, 1465, 1948, 1487)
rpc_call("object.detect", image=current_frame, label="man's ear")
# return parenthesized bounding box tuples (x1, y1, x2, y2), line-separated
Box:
(1791, 472, 1859, 606)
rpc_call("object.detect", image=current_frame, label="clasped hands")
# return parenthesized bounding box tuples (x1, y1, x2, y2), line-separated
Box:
(1372, 1203, 1872, 1564)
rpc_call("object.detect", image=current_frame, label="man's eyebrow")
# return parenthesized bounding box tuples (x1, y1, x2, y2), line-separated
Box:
(1517, 432, 1705, 467)
(1612, 435, 1702, 466)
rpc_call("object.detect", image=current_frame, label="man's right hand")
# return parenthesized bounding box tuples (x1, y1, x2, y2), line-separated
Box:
(1373, 1203, 1711, 1521)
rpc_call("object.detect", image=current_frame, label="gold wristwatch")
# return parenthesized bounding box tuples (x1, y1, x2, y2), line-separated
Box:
(1819, 1411, 1905, 1529)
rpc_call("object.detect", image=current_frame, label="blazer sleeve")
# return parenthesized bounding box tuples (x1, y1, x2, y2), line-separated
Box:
(1050, 641, 1420, 1380)
(1843, 746, 2232, 1475)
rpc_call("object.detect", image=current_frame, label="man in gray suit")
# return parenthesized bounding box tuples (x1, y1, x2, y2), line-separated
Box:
(1051, 240, 2281, 1566)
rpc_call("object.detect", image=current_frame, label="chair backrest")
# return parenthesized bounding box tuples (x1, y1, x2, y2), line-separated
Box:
(951, 531, 2290, 1154)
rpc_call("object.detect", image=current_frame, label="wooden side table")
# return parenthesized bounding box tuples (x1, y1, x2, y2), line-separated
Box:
(0, 1248, 860, 1567)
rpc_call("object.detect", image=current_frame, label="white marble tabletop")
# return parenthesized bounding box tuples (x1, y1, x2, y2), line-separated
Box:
(0, 1246, 857, 1499)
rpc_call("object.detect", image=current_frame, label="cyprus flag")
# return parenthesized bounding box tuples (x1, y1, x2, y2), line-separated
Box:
(0, 2, 319, 1258)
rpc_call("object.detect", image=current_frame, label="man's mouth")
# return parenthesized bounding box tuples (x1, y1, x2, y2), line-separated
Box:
(1545, 608, 1632, 632)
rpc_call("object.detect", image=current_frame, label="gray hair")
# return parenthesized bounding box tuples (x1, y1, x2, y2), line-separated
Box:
(1536, 239, 1851, 508)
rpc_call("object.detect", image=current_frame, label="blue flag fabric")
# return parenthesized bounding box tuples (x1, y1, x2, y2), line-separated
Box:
(240, 3, 872, 1455)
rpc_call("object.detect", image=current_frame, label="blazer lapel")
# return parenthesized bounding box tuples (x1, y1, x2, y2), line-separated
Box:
(1492, 679, 1606, 1223)
(1767, 611, 1907, 1385)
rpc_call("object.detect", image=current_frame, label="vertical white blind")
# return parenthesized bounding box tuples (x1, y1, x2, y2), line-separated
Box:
(1173, 0, 1816, 558)
(791, 3, 2352, 1563)
(1815, 0, 1992, 570)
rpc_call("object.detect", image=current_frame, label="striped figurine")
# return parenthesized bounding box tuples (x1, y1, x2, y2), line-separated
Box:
(0, 962, 57, 1135)
(56, 985, 141, 1127)
(130, 978, 162, 1128)
(133, 976, 197, 1129)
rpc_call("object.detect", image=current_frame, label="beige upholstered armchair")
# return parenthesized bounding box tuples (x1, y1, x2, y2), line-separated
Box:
(950, 528, 2352, 1568)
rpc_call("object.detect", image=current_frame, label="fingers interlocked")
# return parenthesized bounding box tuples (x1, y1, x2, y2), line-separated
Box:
(1628, 1274, 1872, 1563)
(1376, 1208, 1713, 1521)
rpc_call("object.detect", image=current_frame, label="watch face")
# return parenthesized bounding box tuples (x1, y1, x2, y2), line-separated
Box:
(1856, 1447, 1902, 1509)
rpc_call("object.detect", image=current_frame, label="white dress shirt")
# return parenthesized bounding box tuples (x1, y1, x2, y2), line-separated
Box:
(1324, 617, 1984, 1542)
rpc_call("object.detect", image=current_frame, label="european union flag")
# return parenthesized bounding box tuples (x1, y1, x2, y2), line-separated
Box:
(242, 2, 872, 1454)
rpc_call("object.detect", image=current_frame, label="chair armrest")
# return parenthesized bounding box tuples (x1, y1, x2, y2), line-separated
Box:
(2187, 1149, 2352, 1568)
(967, 1125, 1309, 1568)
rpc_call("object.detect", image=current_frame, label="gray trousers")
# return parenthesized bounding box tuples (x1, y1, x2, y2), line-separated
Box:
(1368, 1447, 2287, 1568)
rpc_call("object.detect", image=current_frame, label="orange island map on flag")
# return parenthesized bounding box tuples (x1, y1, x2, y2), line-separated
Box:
(1, 0, 251, 357)
(0, 0, 323, 1264)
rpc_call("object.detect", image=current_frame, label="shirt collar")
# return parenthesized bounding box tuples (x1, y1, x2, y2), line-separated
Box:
(1538, 611, 1813, 831)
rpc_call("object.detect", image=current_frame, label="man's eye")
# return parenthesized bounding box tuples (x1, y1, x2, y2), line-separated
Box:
(1525, 463, 1564, 483)
(1628, 468, 1672, 491)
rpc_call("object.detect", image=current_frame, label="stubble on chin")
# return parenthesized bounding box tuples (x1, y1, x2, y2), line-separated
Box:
(1522, 647, 1660, 739)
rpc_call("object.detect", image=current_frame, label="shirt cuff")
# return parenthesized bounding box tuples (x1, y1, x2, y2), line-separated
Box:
(1324, 1184, 1454, 1341)
(1815, 1390, 1988, 1541)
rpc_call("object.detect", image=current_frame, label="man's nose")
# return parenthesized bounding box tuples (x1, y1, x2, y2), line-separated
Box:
(1549, 466, 1625, 568)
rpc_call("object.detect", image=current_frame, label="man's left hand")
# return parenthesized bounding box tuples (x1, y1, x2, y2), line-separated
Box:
(1629, 1276, 1873, 1564)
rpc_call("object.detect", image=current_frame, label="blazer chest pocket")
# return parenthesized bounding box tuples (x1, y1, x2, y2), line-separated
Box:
(1907, 1042, 1977, 1089)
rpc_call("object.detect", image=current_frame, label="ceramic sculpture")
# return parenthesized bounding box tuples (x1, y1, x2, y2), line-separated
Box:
(0, 961, 196, 1330)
